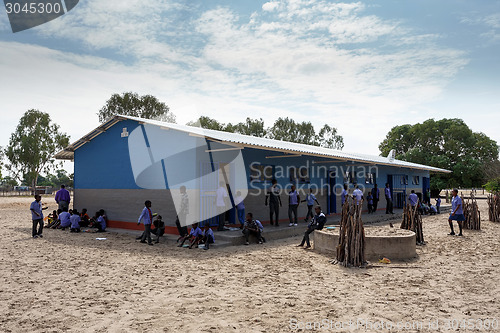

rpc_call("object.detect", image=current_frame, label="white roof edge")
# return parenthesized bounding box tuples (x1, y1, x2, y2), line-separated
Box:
(54, 115, 452, 173)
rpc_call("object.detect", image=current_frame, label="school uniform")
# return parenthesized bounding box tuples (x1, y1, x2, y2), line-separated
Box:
(70, 214, 81, 232)
(367, 194, 374, 213)
(59, 211, 71, 229)
(304, 193, 318, 221)
(385, 187, 394, 214)
(97, 215, 106, 232)
(235, 196, 245, 227)
(341, 189, 348, 205)
(138, 206, 153, 244)
(202, 228, 215, 249)
(288, 190, 299, 226)
(436, 198, 441, 214)
(409, 193, 419, 207)
(450, 196, 465, 221)
(30, 199, 44, 238)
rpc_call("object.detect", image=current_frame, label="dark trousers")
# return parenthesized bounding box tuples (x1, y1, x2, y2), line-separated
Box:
(300, 228, 315, 247)
(288, 204, 298, 224)
(203, 235, 215, 249)
(58, 200, 69, 211)
(175, 215, 188, 237)
(243, 229, 261, 243)
(386, 198, 393, 214)
(269, 202, 279, 225)
(32, 219, 43, 237)
(141, 224, 152, 244)
(373, 199, 379, 212)
(305, 205, 314, 221)
(368, 204, 373, 213)
(70, 228, 81, 233)
(217, 207, 225, 231)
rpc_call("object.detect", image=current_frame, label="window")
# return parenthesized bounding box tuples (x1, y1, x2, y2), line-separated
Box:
(289, 166, 310, 183)
(412, 176, 420, 185)
(250, 164, 273, 182)
(400, 175, 409, 185)
(344, 170, 357, 184)
(365, 173, 375, 185)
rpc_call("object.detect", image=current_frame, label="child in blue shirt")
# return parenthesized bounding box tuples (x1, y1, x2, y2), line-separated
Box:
(448, 189, 464, 236)
(70, 209, 81, 233)
(201, 224, 215, 250)
(177, 223, 203, 248)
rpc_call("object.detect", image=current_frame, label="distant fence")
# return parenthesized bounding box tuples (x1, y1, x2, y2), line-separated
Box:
(439, 188, 490, 203)
(0, 189, 73, 197)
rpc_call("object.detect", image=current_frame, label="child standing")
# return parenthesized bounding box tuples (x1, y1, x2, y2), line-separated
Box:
(367, 192, 374, 213)
(235, 191, 245, 229)
(30, 195, 47, 238)
(137, 200, 153, 245)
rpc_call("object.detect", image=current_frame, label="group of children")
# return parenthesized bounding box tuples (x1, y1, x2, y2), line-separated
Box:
(45, 208, 107, 232)
(176, 222, 215, 250)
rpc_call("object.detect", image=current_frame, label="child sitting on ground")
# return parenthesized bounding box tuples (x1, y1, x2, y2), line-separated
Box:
(79, 208, 90, 227)
(200, 224, 215, 250)
(58, 208, 71, 230)
(70, 209, 81, 233)
(46, 210, 59, 228)
(177, 223, 203, 249)
(151, 215, 165, 243)
(96, 211, 106, 232)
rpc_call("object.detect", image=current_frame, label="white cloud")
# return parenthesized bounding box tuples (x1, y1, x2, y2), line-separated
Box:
(0, 0, 479, 159)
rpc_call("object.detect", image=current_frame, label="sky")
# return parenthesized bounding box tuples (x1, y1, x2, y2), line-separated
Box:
(0, 0, 499, 175)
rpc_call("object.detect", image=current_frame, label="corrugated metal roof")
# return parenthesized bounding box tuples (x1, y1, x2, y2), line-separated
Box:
(55, 115, 451, 173)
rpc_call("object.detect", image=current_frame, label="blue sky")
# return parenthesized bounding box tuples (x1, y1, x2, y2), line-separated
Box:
(0, 0, 499, 168)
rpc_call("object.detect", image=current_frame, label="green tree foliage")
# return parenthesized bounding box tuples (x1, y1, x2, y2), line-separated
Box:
(484, 177, 500, 194)
(316, 124, 344, 150)
(233, 118, 266, 137)
(379, 118, 499, 191)
(98, 92, 176, 123)
(6, 109, 70, 188)
(186, 116, 228, 132)
(187, 116, 343, 149)
(37, 169, 73, 188)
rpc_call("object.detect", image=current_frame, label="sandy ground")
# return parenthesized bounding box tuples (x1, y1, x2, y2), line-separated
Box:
(0, 196, 499, 333)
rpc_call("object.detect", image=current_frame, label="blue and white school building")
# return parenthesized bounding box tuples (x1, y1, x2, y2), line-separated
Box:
(55, 115, 450, 232)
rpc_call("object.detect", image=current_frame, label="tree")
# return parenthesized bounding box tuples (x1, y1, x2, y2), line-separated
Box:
(98, 92, 176, 123)
(268, 117, 316, 145)
(484, 177, 500, 194)
(6, 109, 70, 189)
(186, 116, 228, 132)
(379, 118, 499, 191)
(316, 124, 344, 150)
(233, 118, 267, 137)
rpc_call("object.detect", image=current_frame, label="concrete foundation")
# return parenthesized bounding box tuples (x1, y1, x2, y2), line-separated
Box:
(313, 229, 417, 261)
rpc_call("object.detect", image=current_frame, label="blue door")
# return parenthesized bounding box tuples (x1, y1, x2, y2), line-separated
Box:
(327, 170, 337, 214)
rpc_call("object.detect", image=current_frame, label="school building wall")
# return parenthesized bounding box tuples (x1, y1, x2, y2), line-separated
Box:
(72, 120, 431, 231)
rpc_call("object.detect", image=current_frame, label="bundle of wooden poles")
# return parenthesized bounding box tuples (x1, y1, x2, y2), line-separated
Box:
(401, 200, 425, 245)
(462, 193, 481, 230)
(487, 194, 500, 222)
(336, 198, 366, 267)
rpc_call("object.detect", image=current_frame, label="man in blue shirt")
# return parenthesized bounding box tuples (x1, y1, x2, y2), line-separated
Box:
(137, 200, 154, 245)
(385, 183, 394, 214)
(302, 188, 319, 223)
(341, 184, 349, 205)
(371, 184, 380, 212)
(409, 190, 419, 207)
(54, 184, 71, 211)
(288, 185, 300, 227)
(30, 195, 47, 238)
(448, 189, 465, 236)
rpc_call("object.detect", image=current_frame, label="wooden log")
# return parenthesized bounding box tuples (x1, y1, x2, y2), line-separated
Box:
(336, 198, 366, 267)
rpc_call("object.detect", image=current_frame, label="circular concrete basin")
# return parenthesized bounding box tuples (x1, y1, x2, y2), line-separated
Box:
(313, 227, 416, 261)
